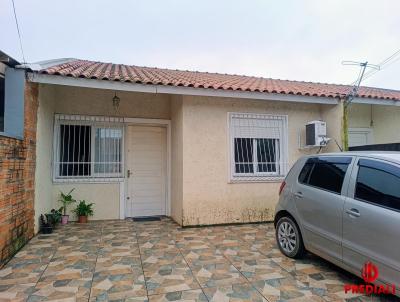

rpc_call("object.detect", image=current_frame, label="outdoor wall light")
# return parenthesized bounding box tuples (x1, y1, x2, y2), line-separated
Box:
(112, 92, 120, 109)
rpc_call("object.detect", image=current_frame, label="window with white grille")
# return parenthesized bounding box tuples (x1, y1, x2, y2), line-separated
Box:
(53, 115, 124, 181)
(229, 113, 288, 181)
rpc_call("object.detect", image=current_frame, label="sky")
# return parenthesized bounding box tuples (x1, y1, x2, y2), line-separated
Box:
(1, 0, 400, 90)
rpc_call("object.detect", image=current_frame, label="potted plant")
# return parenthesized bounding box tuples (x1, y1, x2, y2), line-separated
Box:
(73, 200, 94, 223)
(58, 189, 76, 224)
(46, 208, 63, 227)
(40, 214, 53, 234)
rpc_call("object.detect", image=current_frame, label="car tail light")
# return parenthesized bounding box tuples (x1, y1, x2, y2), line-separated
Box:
(279, 181, 286, 195)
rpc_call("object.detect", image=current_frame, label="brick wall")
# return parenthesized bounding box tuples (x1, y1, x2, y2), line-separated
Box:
(0, 82, 38, 267)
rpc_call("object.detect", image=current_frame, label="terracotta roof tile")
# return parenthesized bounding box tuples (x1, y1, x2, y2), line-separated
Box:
(38, 59, 400, 101)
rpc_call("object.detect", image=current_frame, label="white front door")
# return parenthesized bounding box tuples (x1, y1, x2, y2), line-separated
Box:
(126, 125, 167, 217)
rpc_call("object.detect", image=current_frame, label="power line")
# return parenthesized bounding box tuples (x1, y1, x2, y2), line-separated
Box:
(351, 47, 400, 85)
(11, 0, 26, 64)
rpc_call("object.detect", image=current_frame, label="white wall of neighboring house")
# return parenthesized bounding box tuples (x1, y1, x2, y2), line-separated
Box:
(348, 103, 400, 146)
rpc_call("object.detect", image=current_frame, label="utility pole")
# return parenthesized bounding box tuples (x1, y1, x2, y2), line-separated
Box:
(341, 61, 380, 150)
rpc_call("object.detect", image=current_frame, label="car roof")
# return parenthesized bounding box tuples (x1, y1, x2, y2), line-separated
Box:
(305, 151, 400, 165)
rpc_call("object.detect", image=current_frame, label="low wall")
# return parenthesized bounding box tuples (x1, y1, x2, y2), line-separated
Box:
(0, 83, 38, 267)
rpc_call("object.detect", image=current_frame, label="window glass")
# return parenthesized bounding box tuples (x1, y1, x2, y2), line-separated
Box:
(234, 138, 253, 173)
(355, 160, 400, 211)
(94, 128, 122, 174)
(59, 125, 91, 176)
(300, 157, 351, 194)
(257, 138, 278, 173)
(298, 163, 313, 184)
(0, 75, 4, 132)
(234, 138, 279, 174)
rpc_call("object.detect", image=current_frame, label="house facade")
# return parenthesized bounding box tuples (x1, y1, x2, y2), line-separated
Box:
(2, 57, 400, 248)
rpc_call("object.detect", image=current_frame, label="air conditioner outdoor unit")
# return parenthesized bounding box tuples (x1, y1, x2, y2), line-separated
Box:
(305, 121, 329, 147)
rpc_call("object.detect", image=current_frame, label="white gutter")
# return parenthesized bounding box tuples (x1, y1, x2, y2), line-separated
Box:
(28, 72, 340, 105)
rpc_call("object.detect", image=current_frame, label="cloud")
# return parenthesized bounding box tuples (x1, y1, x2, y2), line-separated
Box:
(1, 0, 399, 89)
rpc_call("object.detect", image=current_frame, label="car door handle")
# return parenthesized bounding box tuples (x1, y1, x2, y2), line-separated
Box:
(294, 192, 303, 198)
(346, 208, 360, 218)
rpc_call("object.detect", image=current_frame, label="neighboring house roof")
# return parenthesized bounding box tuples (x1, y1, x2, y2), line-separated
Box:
(33, 59, 400, 101)
(0, 50, 20, 68)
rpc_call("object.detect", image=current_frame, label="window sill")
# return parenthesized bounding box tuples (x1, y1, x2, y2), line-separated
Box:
(229, 176, 285, 184)
(53, 177, 124, 184)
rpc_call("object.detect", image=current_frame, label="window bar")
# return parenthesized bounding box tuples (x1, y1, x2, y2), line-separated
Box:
(71, 124, 75, 177)
(239, 119, 246, 174)
(91, 125, 95, 178)
(59, 123, 63, 178)
(103, 126, 106, 178)
(247, 136, 253, 174)
(276, 139, 280, 175)
(115, 128, 118, 175)
(277, 120, 281, 173)
(261, 138, 266, 173)
(119, 127, 122, 175)
(107, 128, 113, 176)
(240, 137, 245, 174)
(234, 132, 240, 174)
(67, 124, 71, 177)
(83, 122, 86, 176)
(251, 116, 257, 174)
(113, 125, 116, 175)
(108, 125, 111, 177)
(279, 119, 283, 174)
(106, 126, 110, 177)
(267, 136, 273, 173)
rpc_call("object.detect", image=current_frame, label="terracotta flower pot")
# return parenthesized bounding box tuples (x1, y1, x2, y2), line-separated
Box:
(61, 215, 69, 225)
(78, 215, 88, 223)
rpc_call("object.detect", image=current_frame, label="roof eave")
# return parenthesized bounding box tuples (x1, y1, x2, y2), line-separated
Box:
(27, 72, 341, 105)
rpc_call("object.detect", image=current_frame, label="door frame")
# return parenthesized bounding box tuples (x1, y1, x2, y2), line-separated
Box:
(119, 118, 171, 219)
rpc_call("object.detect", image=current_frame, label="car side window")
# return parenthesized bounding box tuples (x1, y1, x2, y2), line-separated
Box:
(298, 157, 352, 194)
(355, 159, 400, 211)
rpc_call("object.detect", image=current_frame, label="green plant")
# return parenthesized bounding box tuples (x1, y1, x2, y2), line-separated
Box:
(46, 208, 63, 226)
(73, 200, 94, 217)
(58, 189, 76, 215)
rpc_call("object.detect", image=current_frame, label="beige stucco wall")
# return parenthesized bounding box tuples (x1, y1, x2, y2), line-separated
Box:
(34, 84, 56, 232)
(53, 85, 171, 119)
(52, 183, 120, 220)
(180, 96, 342, 226)
(320, 101, 344, 152)
(170, 95, 183, 224)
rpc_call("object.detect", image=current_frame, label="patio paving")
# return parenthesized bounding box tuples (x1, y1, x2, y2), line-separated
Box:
(0, 218, 398, 301)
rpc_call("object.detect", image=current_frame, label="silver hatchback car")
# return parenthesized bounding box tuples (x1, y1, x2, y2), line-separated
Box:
(275, 152, 400, 290)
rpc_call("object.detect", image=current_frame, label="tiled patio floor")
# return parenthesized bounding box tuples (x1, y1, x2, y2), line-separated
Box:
(0, 218, 397, 301)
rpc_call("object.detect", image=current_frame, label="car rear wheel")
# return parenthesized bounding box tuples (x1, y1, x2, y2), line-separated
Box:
(276, 216, 305, 258)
